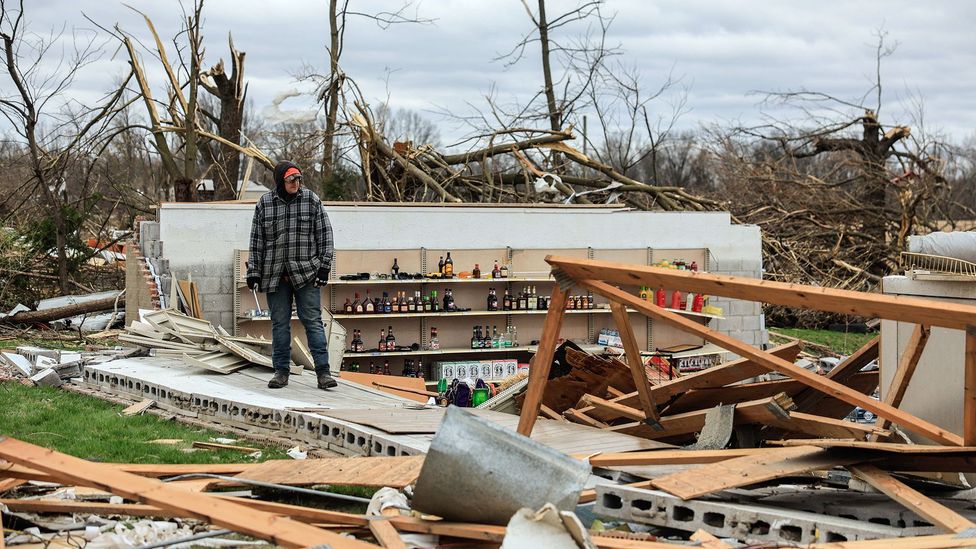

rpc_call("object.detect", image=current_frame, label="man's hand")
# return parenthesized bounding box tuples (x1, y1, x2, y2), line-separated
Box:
(314, 266, 330, 287)
(246, 276, 260, 290)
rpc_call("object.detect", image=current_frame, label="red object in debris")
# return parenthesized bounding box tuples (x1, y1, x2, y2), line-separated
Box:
(655, 287, 666, 307)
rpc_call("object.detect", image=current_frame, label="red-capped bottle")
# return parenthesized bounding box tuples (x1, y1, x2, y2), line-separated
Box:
(693, 293, 705, 313)
(671, 289, 681, 310)
(655, 287, 666, 307)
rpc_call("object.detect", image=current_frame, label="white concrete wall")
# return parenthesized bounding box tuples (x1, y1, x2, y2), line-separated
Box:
(158, 202, 765, 344)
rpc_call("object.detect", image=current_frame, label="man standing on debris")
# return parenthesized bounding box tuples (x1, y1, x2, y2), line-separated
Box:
(246, 161, 337, 390)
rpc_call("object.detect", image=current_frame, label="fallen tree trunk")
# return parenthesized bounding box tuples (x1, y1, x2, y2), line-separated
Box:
(2, 294, 124, 325)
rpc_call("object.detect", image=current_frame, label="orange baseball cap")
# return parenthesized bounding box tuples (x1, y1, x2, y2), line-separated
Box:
(283, 167, 302, 180)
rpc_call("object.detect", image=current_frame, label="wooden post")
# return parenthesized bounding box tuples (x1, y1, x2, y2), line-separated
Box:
(966, 326, 976, 445)
(871, 324, 929, 438)
(609, 301, 661, 424)
(579, 278, 964, 446)
(516, 284, 569, 436)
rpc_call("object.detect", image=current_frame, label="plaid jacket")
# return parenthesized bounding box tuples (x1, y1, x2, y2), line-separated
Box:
(246, 188, 334, 293)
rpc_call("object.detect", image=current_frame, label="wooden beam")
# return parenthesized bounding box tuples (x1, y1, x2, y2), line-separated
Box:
(966, 327, 976, 445)
(651, 445, 860, 500)
(369, 507, 408, 549)
(588, 448, 767, 467)
(540, 404, 567, 422)
(872, 325, 930, 437)
(582, 341, 801, 422)
(578, 278, 964, 446)
(563, 408, 610, 428)
(0, 437, 375, 549)
(547, 256, 976, 330)
(611, 394, 792, 440)
(517, 284, 569, 436)
(793, 336, 879, 412)
(848, 464, 975, 533)
(610, 301, 661, 423)
(579, 394, 646, 421)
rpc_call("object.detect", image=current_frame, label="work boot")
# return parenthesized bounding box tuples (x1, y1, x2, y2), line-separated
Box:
(267, 371, 289, 389)
(316, 371, 338, 390)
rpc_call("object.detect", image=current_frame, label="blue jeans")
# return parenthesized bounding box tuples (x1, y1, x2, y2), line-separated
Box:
(267, 278, 330, 375)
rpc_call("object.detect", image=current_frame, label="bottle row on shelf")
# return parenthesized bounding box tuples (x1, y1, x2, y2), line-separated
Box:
(341, 357, 426, 378)
(339, 285, 566, 315)
(637, 286, 721, 316)
(342, 252, 515, 282)
(347, 324, 520, 354)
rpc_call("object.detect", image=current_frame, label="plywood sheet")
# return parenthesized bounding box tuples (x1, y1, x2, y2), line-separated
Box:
(336, 372, 430, 403)
(236, 455, 425, 488)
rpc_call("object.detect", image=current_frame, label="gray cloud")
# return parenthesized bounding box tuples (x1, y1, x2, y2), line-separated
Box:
(7, 0, 976, 147)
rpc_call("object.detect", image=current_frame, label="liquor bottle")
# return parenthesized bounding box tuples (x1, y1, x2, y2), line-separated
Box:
(383, 292, 392, 313)
(383, 359, 392, 376)
(391, 257, 399, 278)
(670, 289, 681, 310)
(343, 297, 353, 314)
(399, 292, 409, 313)
(587, 291, 594, 309)
(391, 292, 399, 312)
(693, 293, 704, 313)
(483, 325, 492, 348)
(580, 293, 589, 310)
(353, 292, 364, 314)
(492, 261, 501, 278)
(503, 288, 513, 311)
(472, 263, 481, 279)
(656, 287, 666, 307)
(379, 329, 387, 352)
(431, 290, 440, 312)
(518, 287, 528, 310)
(532, 286, 540, 310)
(364, 290, 375, 313)
(492, 326, 500, 348)
(500, 263, 510, 278)
(487, 287, 498, 311)
(369, 361, 377, 374)
(639, 286, 649, 301)
(438, 256, 445, 275)
(403, 359, 413, 377)
(349, 330, 356, 351)
(408, 296, 417, 313)
(690, 261, 698, 272)
(686, 292, 696, 311)
(444, 252, 454, 277)
(471, 326, 479, 349)
(510, 325, 518, 346)
(416, 360, 424, 380)
(444, 288, 456, 311)
(374, 292, 384, 312)
(574, 295, 583, 310)
(386, 325, 396, 350)
(430, 327, 440, 350)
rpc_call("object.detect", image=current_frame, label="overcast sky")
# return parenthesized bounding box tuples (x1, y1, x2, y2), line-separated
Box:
(13, 1, 976, 148)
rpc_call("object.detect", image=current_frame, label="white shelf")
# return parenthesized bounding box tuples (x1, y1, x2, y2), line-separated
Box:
(342, 346, 535, 358)
(239, 306, 717, 322)
(328, 276, 554, 285)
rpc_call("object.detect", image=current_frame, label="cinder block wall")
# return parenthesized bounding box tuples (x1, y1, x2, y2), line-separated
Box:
(156, 204, 767, 346)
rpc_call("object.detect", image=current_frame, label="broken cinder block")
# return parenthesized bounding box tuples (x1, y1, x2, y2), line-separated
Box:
(30, 368, 62, 387)
(1, 351, 33, 377)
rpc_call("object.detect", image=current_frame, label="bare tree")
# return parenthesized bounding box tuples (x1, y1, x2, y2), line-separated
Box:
(0, 0, 133, 292)
(200, 33, 247, 200)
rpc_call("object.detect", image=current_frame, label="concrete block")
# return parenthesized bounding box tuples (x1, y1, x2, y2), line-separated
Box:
(1, 352, 33, 377)
(741, 315, 762, 331)
(139, 221, 160, 243)
(30, 368, 62, 387)
(730, 300, 759, 316)
(594, 485, 927, 544)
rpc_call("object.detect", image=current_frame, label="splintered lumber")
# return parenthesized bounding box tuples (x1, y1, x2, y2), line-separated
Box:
(610, 301, 661, 423)
(872, 324, 930, 437)
(0, 437, 375, 548)
(369, 507, 408, 549)
(192, 441, 261, 453)
(547, 255, 976, 330)
(517, 284, 569, 436)
(664, 371, 879, 415)
(792, 335, 880, 412)
(577, 278, 964, 446)
(121, 398, 155, 416)
(582, 341, 801, 422)
(651, 445, 859, 500)
(848, 463, 976, 533)
(534, 347, 638, 412)
(235, 456, 425, 488)
(611, 394, 792, 440)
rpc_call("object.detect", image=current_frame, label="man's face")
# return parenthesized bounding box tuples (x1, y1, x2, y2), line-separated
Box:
(284, 173, 302, 194)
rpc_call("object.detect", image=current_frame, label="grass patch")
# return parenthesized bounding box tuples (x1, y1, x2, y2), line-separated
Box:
(769, 327, 875, 356)
(0, 382, 289, 463)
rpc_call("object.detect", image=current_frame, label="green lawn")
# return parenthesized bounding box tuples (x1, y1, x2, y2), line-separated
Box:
(769, 327, 876, 356)
(0, 382, 289, 463)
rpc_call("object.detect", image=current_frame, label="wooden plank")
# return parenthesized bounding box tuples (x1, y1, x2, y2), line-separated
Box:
(768, 439, 976, 453)
(340, 371, 429, 403)
(873, 324, 930, 436)
(588, 448, 767, 467)
(610, 301, 661, 423)
(651, 445, 860, 500)
(564, 408, 610, 428)
(583, 342, 801, 422)
(369, 507, 408, 549)
(0, 437, 374, 549)
(0, 461, 256, 481)
(236, 456, 425, 488)
(760, 410, 884, 440)
(192, 441, 261, 453)
(966, 326, 976, 445)
(579, 278, 964, 446)
(665, 371, 878, 415)
(580, 394, 646, 421)
(691, 529, 733, 549)
(793, 336, 880, 412)
(611, 395, 791, 440)
(120, 398, 155, 416)
(0, 478, 26, 493)
(540, 404, 566, 421)
(849, 463, 975, 533)
(547, 255, 976, 330)
(517, 284, 569, 436)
